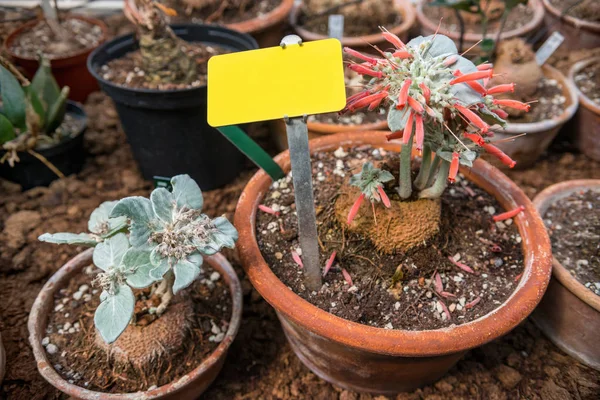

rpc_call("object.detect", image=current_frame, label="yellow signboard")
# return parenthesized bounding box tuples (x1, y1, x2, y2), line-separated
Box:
(207, 38, 346, 127)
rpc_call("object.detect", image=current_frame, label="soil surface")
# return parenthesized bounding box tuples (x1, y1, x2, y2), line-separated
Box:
(549, 0, 600, 23)
(574, 61, 600, 105)
(507, 77, 566, 123)
(1, 14, 600, 400)
(9, 18, 103, 59)
(165, 0, 280, 24)
(100, 42, 228, 90)
(543, 189, 600, 296)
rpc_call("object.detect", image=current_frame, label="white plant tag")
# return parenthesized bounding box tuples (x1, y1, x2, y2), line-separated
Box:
(328, 14, 345, 40)
(535, 32, 565, 66)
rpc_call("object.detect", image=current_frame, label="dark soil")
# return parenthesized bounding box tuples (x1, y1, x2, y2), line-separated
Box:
(543, 189, 600, 296)
(550, 0, 600, 23)
(574, 61, 600, 105)
(165, 0, 281, 24)
(507, 77, 566, 124)
(9, 18, 103, 59)
(100, 42, 228, 90)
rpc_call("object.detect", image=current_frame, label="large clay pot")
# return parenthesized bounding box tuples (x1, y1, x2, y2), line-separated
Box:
(542, 0, 600, 50)
(290, 0, 416, 54)
(235, 131, 553, 394)
(490, 65, 579, 170)
(226, 0, 294, 47)
(532, 179, 600, 372)
(4, 16, 107, 103)
(569, 57, 600, 162)
(28, 249, 243, 399)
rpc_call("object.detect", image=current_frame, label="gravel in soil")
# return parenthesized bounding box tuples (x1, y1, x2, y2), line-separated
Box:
(9, 18, 103, 59)
(100, 42, 228, 90)
(507, 77, 567, 123)
(549, 0, 600, 23)
(165, 0, 280, 24)
(574, 61, 600, 105)
(543, 189, 600, 295)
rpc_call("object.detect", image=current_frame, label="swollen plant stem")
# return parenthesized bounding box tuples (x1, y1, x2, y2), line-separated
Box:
(398, 132, 414, 199)
(414, 146, 432, 190)
(419, 160, 450, 199)
(425, 155, 441, 188)
(156, 270, 174, 316)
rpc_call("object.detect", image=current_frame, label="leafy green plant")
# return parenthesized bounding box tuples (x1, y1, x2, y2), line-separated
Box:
(347, 162, 394, 224)
(39, 174, 238, 343)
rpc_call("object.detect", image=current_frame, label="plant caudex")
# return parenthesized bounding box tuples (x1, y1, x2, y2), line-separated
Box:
(39, 175, 238, 344)
(341, 30, 529, 210)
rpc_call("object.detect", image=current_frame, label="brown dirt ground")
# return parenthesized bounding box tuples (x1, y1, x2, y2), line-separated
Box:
(1, 13, 600, 400)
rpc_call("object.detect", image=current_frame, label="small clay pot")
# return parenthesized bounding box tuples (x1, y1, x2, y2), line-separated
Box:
(235, 131, 553, 394)
(289, 0, 416, 53)
(28, 249, 243, 399)
(569, 57, 600, 162)
(4, 16, 108, 103)
(489, 65, 579, 170)
(542, 0, 600, 50)
(416, 0, 544, 53)
(226, 0, 294, 47)
(532, 179, 600, 371)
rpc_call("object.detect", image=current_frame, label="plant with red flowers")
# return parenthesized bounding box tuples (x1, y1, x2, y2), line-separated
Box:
(347, 162, 394, 224)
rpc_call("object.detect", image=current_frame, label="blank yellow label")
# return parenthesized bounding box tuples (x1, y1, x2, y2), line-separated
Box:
(207, 38, 346, 127)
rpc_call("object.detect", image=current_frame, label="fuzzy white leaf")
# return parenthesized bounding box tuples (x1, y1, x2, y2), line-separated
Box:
(387, 106, 411, 133)
(171, 174, 203, 210)
(92, 233, 130, 271)
(94, 285, 135, 344)
(88, 201, 127, 235)
(196, 217, 238, 255)
(172, 253, 203, 294)
(38, 232, 97, 246)
(110, 197, 154, 247)
(151, 188, 175, 224)
(122, 248, 156, 288)
(149, 247, 170, 280)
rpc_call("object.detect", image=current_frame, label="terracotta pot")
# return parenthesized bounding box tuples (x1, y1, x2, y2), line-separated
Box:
(226, 0, 294, 48)
(270, 117, 388, 151)
(235, 131, 553, 394)
(542, 0, 600, 50)
(289, 0, 416, 53)
(532, 180, 600, 371)
(4, 16, 107, 103)
(416, 0, 544, 53)
(569, 57, 600, 162)
(489, 65, 578, 170)
(28, 249, 243, 399)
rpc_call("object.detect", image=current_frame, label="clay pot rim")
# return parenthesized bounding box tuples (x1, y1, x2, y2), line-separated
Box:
(542, 0, 600, 32)
(289, 0, 416, 47)
(495, 64, 579, 134)
(308, 118, 388, 134)
(226, 0, 294, 34)
(569, 57, 600, 116)
(533, 179, 600, 312)
(235, 130, 552, 357)
(28, 249, 243, 399)
(416, 0, 544, 43)
(4, 15, 108, 65)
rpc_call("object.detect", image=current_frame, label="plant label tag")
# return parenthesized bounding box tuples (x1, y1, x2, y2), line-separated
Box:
(535, 31, 565, 66)
(153, 176, 173, 191)
(207, 38, 346, 127)
(328, 14, 344, 40)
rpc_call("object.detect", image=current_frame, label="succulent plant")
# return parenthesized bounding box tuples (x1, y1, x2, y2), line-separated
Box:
(39, 174, 238, 343)
(347, 162, 394, 224)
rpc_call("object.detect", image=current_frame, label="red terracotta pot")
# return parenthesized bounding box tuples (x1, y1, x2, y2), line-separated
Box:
(569, 57, 600, 162)
(4, 16, 107, 103)
(28, 249, 242, 399)
(235, 131, 553, 394)
(542, 0, 600, 50)
(532, 179, 600, 371)
(226, 0, 294, 47)
(289, 0, 416, 54)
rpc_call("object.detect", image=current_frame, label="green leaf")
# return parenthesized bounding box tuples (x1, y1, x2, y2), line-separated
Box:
(94, 285, 135, 344)
(171, 174, 203, 210)
(88, 200, 128, 236)
(0, 114, 15, 145)
(151, 187, 175, 224)
(172, 252, 203, 294)
(38, 232, 98, 246)
(122, 248, 157, 288)
(387, 106, 410, 133)
(110, 197, 155, 247)
(44, 86, 68, 134)
(480, 38, 495, 55)
(25, 88, 46, 130)
(0, 64, 26, 130)
(93, 233, 130, 271)
(149, 246, 170, 279)
(479, 106, 506, 127)
(196, 216, 238, 255)
(30, 56, 61, 112)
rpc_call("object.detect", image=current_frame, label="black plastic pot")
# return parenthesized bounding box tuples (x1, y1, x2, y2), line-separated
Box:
(0, 101, 86, 190)
(87, 24, 258, 190)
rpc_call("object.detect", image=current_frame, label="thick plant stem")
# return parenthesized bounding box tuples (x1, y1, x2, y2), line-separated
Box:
(425, 155, 441, 189)
(155, 270, 174, 316)
(419, 160, 450, 199)
(398, 132, 414, 199)
(414, 146, 432, 190)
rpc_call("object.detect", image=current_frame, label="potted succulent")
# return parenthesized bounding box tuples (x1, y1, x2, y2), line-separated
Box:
(570, 56, 600, 162)
(4, 0, 107, 102)
(290, 0, 416, 53)
(87, 0, 258, 190)
(163, 0, 295, 47)
(236, 31, 552, 393)
(30, 174, 242, 398)
(0, 55, 86, 190)
(542, 0, 600, 50)
(532, 179, 600, 371)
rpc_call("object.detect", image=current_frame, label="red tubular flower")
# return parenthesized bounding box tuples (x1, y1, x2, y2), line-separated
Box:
(368, 96, 384, 111)
(347, 193, 365, 225)
(348, 63, 383, 78)
(448, 152, 459, 183)
(465, 296, 481, 309)
(453, 70, 486, 95)
(323, 250, 337, 277)
(481, 142, 516, 168)
(349, 91, 389, 112)
(448, 256, 474, 273)
(491, 108, 509, 119)
(292, 251, 303, 268)
(493, 205, 525, 222)
(346, 90, 370, 105)
(493, 99, 531, 112)
(455, 103, 489, 133)
(392, 50, 412, 59)
(486, 83, 515, 95)
(381, 31, 405, 49)
(343, 47, 379, 65)
(425, 105, 436, 118)
(449, 70, 493, 85)
(342, 268, 354, 286)
(463, 132, 485, 146)
(386, 130, 403, 140)
(443, 55, 458, 66)
(414, 114, 424, 151)
(419, 83, 431, 103)
(258, 204, 280, 216)
(403, 111, 414, 144)
(477, 63, 493, 71)
(377, 186, 391, 208)
(397, 79, 412, 109)
(407, 96, 424, 114)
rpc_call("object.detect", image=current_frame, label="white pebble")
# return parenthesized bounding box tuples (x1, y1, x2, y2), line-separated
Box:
(46, 344, 58, 355)
(42, 337, 50, 346)
(210, 272, 220, 281)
